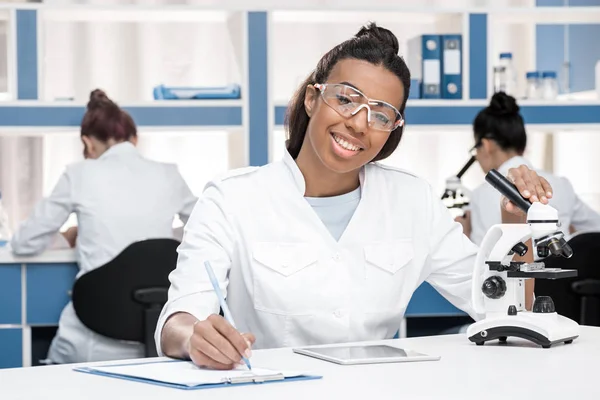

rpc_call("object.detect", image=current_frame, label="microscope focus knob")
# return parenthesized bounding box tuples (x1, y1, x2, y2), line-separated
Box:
(532, 296, 556, 313)
(482, 276, 507, 299)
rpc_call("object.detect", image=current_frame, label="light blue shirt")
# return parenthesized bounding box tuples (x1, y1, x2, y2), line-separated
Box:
(305, 186, 362, 241)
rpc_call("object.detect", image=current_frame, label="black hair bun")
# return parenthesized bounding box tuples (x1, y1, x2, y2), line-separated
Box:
(355, 22, 399, 54)
(87, 89, 112, 110)
(489, 91, 520, 116)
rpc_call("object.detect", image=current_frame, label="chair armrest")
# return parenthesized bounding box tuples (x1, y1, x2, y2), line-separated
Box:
(571, 279, 600, 297)
(133, 288, 168, 306)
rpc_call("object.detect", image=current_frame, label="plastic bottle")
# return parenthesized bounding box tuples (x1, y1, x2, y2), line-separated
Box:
(493, 66, 506, 93)
(498, 53, 518, 97)
(541, 71, 559, 100)
(525, 71, 541, 100)
(0, 191, 11, 247)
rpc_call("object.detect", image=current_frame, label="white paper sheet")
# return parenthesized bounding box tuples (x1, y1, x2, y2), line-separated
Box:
(88, 361, 308, 387)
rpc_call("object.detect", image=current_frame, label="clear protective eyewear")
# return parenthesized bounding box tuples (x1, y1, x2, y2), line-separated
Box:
(314, 83, 404, 132)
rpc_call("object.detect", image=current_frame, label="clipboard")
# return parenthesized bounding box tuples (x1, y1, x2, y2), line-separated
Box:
(74, 359, 322, 390)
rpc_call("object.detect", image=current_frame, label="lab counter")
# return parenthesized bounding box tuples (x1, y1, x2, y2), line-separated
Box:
(0, 248, 78, 369)
(0, 248, 465, 369)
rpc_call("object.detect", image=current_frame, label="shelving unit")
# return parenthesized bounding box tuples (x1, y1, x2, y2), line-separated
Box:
(0, 2, 596, 164)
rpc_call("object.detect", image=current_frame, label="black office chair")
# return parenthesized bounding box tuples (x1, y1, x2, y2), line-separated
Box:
(534, 231, 600, 326)
(72, 238, 180, 358)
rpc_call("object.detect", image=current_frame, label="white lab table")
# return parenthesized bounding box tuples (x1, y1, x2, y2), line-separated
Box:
(1, 327, 599, 400)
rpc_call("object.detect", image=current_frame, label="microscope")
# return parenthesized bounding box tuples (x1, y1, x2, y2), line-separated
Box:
(441, 156, 476, 218)
(467, 169, 580, 348)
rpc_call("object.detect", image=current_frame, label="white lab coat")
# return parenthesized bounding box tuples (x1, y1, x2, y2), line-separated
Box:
(155, 149, 480, 353)
(11, 142, 197, 364)
(469, 156, 600, 246)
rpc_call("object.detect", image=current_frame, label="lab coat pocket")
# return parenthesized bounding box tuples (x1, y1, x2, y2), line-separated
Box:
(364, 239, 414, 275)
(252, 242, 320, 316)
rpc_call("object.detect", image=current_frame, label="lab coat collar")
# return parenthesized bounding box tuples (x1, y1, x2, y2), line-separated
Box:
(98, 141, 138, 160)
(498, 155, 534, 175)
(281, 145, 367, 196)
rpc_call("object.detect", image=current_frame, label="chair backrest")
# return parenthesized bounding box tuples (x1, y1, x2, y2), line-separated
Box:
(72, 238, 179, 343)
(534, 231, 600, 325)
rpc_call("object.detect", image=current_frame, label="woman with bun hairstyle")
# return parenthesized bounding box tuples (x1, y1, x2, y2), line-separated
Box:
(457, 91, 600, 245)
(156, 23, 552, 370)
(11, 89, 198, 364)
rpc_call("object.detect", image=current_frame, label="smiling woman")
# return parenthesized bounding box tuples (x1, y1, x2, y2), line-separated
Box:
(156, 22, 555, 372)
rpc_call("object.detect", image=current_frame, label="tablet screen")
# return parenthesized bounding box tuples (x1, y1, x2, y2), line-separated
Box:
(306, 345, 412, 360)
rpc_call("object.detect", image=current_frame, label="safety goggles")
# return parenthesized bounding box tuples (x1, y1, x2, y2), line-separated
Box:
(314, 83, 404, 132)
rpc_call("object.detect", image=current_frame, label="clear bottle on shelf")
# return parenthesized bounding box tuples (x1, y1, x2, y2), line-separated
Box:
(498, 52, 518, 97)
(0, 191, 11, 247)
(541, 71, 559, 100)
(493, 66, 506, 93)
(525, 71, 541, 99)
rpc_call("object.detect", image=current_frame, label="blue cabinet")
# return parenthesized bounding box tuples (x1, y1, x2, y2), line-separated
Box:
(0, 329, 23, 368)
(0, 264, 22, 325)
(26, 263, 78, 325)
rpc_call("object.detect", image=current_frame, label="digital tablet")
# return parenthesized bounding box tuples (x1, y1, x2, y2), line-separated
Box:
(292, 344, 441, 365)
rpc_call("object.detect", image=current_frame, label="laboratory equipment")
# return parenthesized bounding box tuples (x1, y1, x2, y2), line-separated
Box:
(441, 156, 476, 218)
(493, 66, 506, 93)
(498, 53, 518, 97)
(467, 169, 580, 348)
(541, 71, 558, 100)
(525, 71, 541, 100)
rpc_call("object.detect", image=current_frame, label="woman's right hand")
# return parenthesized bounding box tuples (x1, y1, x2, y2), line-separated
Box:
(188, 314, 255, 370)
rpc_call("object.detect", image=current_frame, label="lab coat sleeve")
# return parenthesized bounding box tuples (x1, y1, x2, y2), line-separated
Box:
(468, 187, 486, 246)
(10, 171, 74, 255)
(154, 180, 235, 356)
(424, 184, 482, 321)
(173, 166, 198, 224)
(564, 178, 600, 232)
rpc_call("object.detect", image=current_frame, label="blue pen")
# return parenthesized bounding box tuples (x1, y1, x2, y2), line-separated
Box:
(203, 260, 252, 370)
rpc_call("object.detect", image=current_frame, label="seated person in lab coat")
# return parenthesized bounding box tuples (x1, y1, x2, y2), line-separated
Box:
(156, 23, 553, 370)
(10, 89, 198, 364)
(456, 91, 600, 246)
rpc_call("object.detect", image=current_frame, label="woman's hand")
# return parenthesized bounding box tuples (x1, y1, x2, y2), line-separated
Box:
(454, 210, 472, 238)
(187, 314, 255, 370)
(60, 226, 78, 248)
(503, 165, 553, 216)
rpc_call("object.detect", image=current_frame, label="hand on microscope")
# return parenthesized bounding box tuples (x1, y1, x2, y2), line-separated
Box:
(502, 165, 553, 216)
(454, 210, 472, 238)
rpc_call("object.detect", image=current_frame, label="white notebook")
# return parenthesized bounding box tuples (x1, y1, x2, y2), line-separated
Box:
(74, 360, 320, 390)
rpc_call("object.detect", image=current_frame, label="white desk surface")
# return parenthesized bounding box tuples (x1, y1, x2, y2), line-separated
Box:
(2, 326, 599, 400)
(0, 248, 77, 264)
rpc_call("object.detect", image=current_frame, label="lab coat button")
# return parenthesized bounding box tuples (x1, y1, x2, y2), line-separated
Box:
(334, 310, 343, 318)
(281, 263, 288, 268)
(332, 253, 341, 262)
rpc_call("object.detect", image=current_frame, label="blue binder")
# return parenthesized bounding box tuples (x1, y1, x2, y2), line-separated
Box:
(441, 35, 463, 99)
(74, 359, 322, 391)
(407, 35, 442, 99)
(153, 84, 241, 100)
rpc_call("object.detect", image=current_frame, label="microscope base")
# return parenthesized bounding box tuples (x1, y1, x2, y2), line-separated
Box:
(466, 312, 579, 348)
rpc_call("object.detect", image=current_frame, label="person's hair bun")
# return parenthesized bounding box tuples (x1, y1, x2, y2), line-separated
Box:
(488, 91, 520, 116)
(87, 89, 112, 110)
(355, 22, 399, 54)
